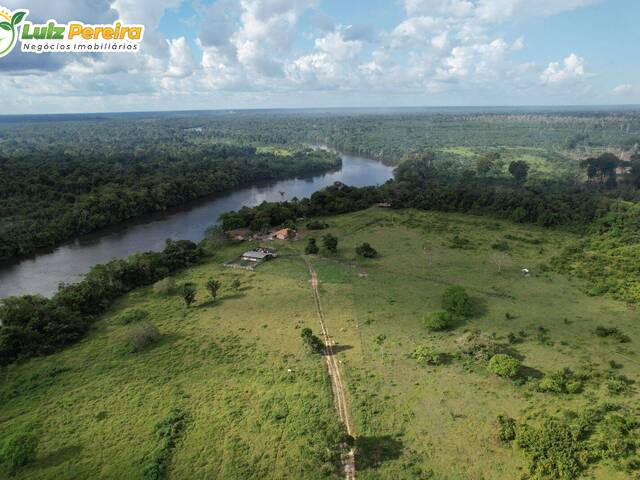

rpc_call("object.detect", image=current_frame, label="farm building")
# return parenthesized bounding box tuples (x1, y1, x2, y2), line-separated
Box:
(241, 249, 276, 262)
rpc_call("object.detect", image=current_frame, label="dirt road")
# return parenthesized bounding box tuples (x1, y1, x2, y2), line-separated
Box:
(305, 257, 356, 480)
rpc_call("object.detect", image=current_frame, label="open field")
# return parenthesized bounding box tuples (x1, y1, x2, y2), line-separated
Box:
(2, 208, 639, 479)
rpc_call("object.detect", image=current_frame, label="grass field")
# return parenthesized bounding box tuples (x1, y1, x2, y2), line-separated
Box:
(2, 208, 639, 479)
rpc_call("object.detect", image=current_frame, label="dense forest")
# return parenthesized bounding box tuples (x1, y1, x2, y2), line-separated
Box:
(0, 140, 340, 259)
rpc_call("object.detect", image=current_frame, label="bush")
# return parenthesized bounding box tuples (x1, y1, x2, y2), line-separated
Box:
(595, 326, 631, 343)
(305, 238, 320, 254)
(411, 345, 444, 365)
(537, 368, 584, 394)
(306, 220, 329, 230)
(322, 234, 338, 253)
(126, 323, 161, 353)
(496, 415, 517, 443)
(355, 242, 378, 258)
(441, 286, 473, 318)
(516, 416, 584, 479)
(487, 354, 521, 379)
(455, 331, 500, 361)
(423, 311, 454, 331)
(0, 431, 39, 474)
(118, 309, 149, 325)
(180, 283, 197, 307)
(607, 375, 633, 395)
(301, 328, 325, 354)
(153, 277, 176, 295)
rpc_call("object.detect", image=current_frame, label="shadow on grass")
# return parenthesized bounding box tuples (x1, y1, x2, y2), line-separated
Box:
(472, 297, 489, 317)
(37, 445, 83, 468)
(355, 435, 404, 470)
(325, 344, 353, 355)
(520, 365, 544, 380)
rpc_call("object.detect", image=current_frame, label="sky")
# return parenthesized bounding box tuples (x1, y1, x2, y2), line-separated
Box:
(0, 0, 638, 114)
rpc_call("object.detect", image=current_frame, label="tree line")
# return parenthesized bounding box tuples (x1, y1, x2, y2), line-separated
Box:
(0, 144, 340, 259)
(0, 239, 203, 365)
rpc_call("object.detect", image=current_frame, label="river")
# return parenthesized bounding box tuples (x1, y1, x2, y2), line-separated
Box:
(0, 151, 393, 298)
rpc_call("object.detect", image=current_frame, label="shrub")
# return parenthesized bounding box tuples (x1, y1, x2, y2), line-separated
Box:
(301, 328, 324, 354)
(537, 368, 584, 394)
(423, 311, 454, 331)
(455, 331, 500, 361)
(516, 416, 584, 479)
(607, 375, 633, 395)
(305, 238, 320, 254)
(487, 354, 521, 379)
(306, 220, 329, 230)
(595, 326, 631, 343)
(411, 345, 444, 366)
(0, 431, 39, 474)
(205, 278, 221, 301)
(322, 234, 338, 253)
(153, 277, 176, 296)
(119, 309, 149, 325)
(126, 323, 161, 353)
(496, 415, 517, 443)
(355, 242, 378, 258)
(441, 286, 473, 318)
(180, 283, 197, 307)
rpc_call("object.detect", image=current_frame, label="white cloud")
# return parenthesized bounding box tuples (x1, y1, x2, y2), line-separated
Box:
(613, 84, 634, 96)
(541, 53, 586, 85)
(437, 38, 509, 81)
(165, 37, 195, 78)
(391, 16, 444, 47)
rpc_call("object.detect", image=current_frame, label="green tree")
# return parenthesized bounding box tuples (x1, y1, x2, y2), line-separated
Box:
(441, 286, 474, 318)
(231, 278, 241, 291)
(305, 237, 320, 254)
(205, 278, 222, 302)
(356, 242, 377, 258)
(322, 234, 338, 253)
(487, 354, 521, 379)
(181, 283, 197, 307)
(508, 160, 530, 183)
(476, 152, 500, 175)
(301, 328, 324, 354)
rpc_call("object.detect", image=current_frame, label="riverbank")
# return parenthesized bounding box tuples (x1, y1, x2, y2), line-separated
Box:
(0, 152, 393, 298)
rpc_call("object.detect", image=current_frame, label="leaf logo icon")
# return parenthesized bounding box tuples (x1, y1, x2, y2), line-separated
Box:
(0, 8, 28, 58)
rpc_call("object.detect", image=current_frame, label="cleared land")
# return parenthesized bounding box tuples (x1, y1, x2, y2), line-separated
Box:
(2, 208, 639, 479)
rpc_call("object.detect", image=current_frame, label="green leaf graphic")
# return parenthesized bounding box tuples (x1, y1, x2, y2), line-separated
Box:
(11, 11, 26, 26)
(0, 21, 12, 31)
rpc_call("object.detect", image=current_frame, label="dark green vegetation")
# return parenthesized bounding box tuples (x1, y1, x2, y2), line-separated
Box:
(0, 239, 203, 365)
(0, 136, 339, 258)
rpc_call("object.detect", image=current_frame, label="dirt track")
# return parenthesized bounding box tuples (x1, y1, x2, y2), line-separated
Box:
(305, 257, 356, 480)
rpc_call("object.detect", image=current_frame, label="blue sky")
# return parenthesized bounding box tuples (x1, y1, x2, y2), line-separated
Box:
(0, 0, 638, 113)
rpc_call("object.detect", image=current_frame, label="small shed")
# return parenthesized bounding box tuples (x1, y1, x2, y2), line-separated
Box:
(358, 272, 369, 279)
